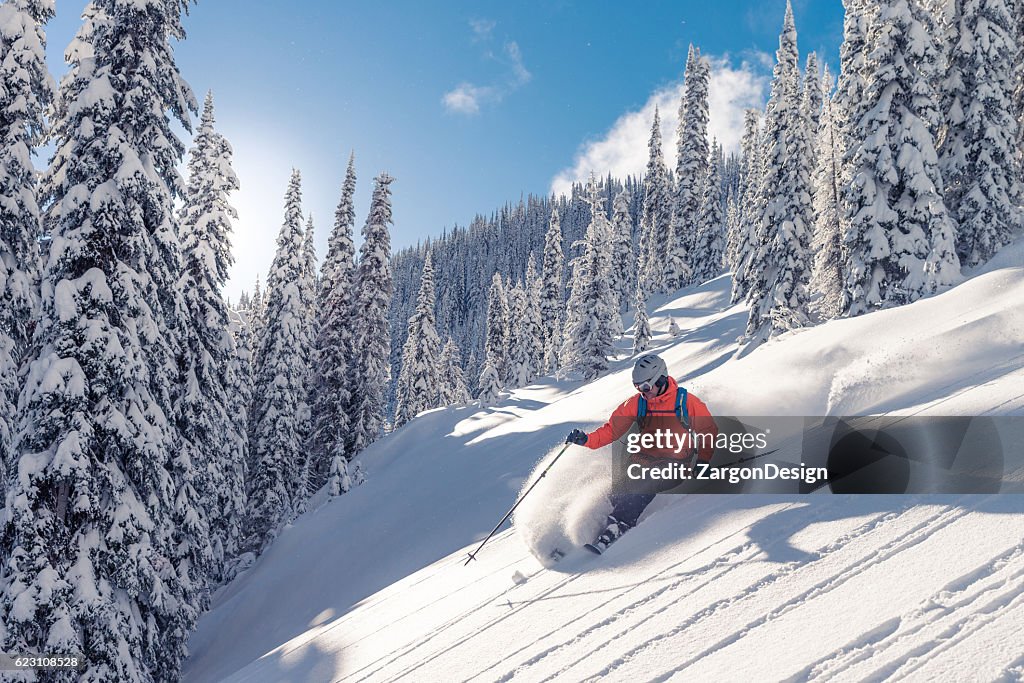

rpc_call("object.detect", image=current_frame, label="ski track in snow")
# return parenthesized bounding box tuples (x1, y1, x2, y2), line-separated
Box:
(796, 540, 1024, 682)
(577, 502, 971, 682)
(352, 495, 1024, 683)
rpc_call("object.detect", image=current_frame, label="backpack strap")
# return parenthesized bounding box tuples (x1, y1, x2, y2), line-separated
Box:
(637, 395, 648, 428)
(675, 387, 690, 429)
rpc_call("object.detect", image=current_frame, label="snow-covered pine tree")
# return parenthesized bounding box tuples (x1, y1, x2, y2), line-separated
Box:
(610, 190, 635, 311)
(395, 251, 442, 427)
(724, 188, 740, 273)
(349, 173, 395, 454)
(302, 214, 318, 334)
(2, 0, 199, 678)
(0, 0, 53, 484)
(1016, 0, 1024, 180)
(504, 281, 533, 388)
(668, 44, 710, 291)
(438, 336, 471, 405)
(937, 0, 1021, 266)
(833, 0, 874, 315)
(744, 1, 815, 343)
(694, 140, 726, 283)
(540, 206, 564, 374)
(224, 307, 252, 561)
(250, 273, 265, 342)
(308, 153, 357, 494)
(633, 282, 652, 354)
(177, 91, 245, 584)
(729, 109, 763, 303)
(248, 170, 310, 550)
(291, 213, 318, 510)
(563, 177, 616, 379)
(809, 66, 845, 321)
(484, 272, 508, 388)
(802, 52, 823, 158)
(842, 0, 960, 315)
(639, 108, 672, 294)
(476, 357, 502, 407)
(523, 253, 545, 377)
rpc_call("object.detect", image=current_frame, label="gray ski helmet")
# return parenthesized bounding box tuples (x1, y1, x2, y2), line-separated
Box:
(632, 354, 667, 387)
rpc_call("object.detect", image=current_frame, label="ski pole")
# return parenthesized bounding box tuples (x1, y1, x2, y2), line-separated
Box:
(464, 443, 572, 566)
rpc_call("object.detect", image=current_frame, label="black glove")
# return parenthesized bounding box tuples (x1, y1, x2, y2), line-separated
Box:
(566, 429, 589, 446)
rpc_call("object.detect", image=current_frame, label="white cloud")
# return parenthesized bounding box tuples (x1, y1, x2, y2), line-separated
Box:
(443, 24, 531, 115)
(470, 18, 496, 42)
(550, 54, 769, 197)
(505, 41, 531, 86)
(443, 83, 490, 115)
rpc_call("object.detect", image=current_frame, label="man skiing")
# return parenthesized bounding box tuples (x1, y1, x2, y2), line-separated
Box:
(565, 353, 718, 554)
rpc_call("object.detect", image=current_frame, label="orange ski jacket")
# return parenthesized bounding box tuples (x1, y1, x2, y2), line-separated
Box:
(584, 376, 718, 462)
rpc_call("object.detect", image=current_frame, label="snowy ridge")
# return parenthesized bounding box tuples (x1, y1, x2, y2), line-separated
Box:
(185, 241, 1024, 682)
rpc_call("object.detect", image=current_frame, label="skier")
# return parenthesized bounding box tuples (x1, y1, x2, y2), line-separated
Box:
(565, 353, 718, 553)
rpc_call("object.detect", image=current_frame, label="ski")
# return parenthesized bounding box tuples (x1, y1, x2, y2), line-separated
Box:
(585, 516, 632, 555)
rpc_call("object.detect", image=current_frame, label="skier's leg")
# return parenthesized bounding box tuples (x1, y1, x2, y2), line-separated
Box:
(607, 492, 656, 528)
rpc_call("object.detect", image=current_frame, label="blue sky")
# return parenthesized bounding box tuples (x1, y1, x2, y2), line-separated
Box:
(46, 1, 845, 299)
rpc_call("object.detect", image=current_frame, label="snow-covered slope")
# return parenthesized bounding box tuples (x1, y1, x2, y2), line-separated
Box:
(184, 240, 1024, 682)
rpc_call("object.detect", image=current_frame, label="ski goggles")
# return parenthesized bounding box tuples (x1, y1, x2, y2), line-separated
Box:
(634, 376, 667, 394)
(634, 379, 659, 393)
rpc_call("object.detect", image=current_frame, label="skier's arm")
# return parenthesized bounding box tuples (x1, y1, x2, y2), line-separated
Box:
(689, 394, 718, 463)
(585, 397, 637, 450)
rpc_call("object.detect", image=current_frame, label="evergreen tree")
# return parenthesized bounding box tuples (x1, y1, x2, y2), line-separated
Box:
(633, 283, 652, 354)
(476, 357, 502, 407)
(842, 0, 960, 315)
(438, 337, 471, 405)
(250, 274, 265, 342)
(694, 140, 726, 282)
(639, 108, 672, 294)
(395, 251, 441, 427)
(177, 91, 245, 583)
(610, 191, 635, 311)
(248, 171, 310, 550)
(937, 0, 1021, 266)
(668, 45, 710, 290)
(302, 214, 318, 336)
(0, 0, 53, 483)
(291, 214, 318, 509)
(802, 52, 823, 157)
(809, 67, 845, 321)
(484, 272, 508, 387)
(540, 207, 564, 374)
(224, 308, 252, 552)
(833, 0, 874, 315)
(745, 1, 815, 342)
(563, 178, 616, 379)
(729, 109, 763, 303)
(349, 173, 395, 453)
(523, 253, 545, 377)
(504, 281, 532, 388)
(308, 153, 357, 494)
(2, 0, 199, 678)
